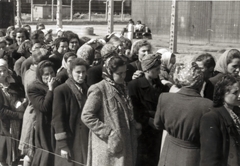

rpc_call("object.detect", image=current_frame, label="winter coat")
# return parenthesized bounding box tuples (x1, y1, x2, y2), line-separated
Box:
(81, 80, 139, 166)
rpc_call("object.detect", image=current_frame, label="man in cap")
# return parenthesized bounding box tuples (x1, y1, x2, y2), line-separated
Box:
(128, 53, 169, 166)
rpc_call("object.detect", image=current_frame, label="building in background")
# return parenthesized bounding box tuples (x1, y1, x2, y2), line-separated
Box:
(132, 0, 240, 44)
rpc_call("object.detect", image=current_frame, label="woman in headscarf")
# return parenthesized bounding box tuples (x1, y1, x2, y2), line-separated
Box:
(154, 62, 212, 166)
(0, 59, 26, 166)
(52, 58, 89, 166)
(159, 51, 176, 88)
(81, 56, 141, 166)
(27, 60, 58, 166)
(204, 49, 240, 100)
(56, 52, 77, 84)
(200, 74, 240, 166)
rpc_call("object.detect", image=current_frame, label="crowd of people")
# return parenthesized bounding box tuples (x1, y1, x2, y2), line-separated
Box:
(0, 22, 239, 166)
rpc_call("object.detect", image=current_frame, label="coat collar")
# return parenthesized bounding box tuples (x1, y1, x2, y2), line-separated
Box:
(177, 87, 201, 97)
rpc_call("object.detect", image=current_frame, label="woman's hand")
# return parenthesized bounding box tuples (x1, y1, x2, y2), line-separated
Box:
(60, 149, 71, 161)
(132, 70, 144, 80)
(48, 77, 58, 91)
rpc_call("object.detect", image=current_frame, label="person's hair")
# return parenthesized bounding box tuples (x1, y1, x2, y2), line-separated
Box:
(226, 49, 240, 65)
(108, 56, 126, 73)
(6, 26, 15, 36)
(53, 37, 69, 49)
(67, 33, 84, 48)
(131, 40, 152, 60)
(213, 74, 239, 107)
(63, 52, 77, 62)
(31, 30, 44, 41)
(68, 58, 89, 73)
(4, 36, 14, 45)
(120, 37, 132, 50)
(108, 36, 122, 47)
(36, 60, 54, 81)
(195, 53, 216, 69)
(36, 23, 45, 30)
(22, 24, 31, 31)
(32, 49, 48, 65)
(15, 28, 30, 40)
(137, 20, 141, 24)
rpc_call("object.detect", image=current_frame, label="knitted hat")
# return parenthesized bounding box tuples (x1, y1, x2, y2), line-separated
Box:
(141, 54, 161, 71)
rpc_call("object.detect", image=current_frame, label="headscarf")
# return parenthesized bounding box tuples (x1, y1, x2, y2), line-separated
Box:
(214, 49, 240, 73)
(141, 53, 161, 72)
(161, 51, 173, 70)
(0, 59, 15, 83)
(57, 52, 76, 73)
(173, 62, 204, 89)
(76, 44, 94, 61)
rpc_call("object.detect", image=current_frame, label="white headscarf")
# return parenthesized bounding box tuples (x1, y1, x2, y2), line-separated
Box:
(214, 49, 240, 73)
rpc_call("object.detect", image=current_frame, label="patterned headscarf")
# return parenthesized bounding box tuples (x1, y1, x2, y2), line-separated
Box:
(174, 62, 204, 89)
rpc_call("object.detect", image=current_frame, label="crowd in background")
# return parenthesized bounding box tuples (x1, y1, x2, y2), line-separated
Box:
(0, 21, 239, 166)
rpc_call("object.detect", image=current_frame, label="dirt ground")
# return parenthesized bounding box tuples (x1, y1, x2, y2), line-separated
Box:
(30, 23, 240, 64)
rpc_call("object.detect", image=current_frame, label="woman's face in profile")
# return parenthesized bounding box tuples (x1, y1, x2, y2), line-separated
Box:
(224, 82, 240, 106)
(227, 58, 240, 77)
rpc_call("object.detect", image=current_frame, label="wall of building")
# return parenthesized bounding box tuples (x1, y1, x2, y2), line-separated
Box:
(132, 0, 240, 43)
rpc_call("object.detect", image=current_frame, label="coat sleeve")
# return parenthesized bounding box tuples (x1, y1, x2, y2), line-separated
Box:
(200, 112, 223, 166)
(52, 86, 68, 141)
(81, 85, 112, 140)
(27, 84, 53, 113)
(153, 94, 165, 130)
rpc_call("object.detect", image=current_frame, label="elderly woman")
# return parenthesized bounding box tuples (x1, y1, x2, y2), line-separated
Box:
(56, 52, 77, 84)
(159, 51, 176, 88)
(52, 58, 89, 166)
(200, 74, 240, 166)
(205, 49, 240, 100)
(27, 60, 58, 166)
(154, 63, 212, 166)
(81, 56, 141, 166)
(0, 59, 26, 166)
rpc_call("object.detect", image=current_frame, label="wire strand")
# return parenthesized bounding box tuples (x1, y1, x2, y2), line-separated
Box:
(10, 137, 86, 166)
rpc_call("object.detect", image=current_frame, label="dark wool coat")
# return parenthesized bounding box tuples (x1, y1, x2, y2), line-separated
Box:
(81, 80, 139, 166)
(27, 80, 54, 166)
(128, 76, 169, 166)
(204, 72, 224, 100)
(154, 87, 212, 166)
(52, 81, 89, 166)
(0, 83, 25, 165)
(56, 68, 69, 85)
(49, 52, 63, 72)
(200, 106, 240, 166)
